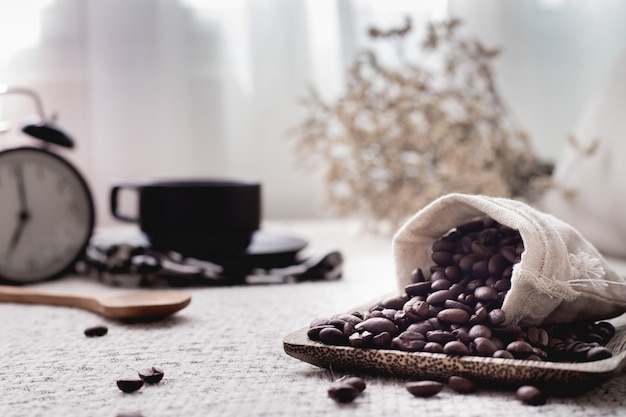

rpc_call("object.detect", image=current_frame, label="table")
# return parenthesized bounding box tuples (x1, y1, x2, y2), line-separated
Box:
(1, 220, 625, 417)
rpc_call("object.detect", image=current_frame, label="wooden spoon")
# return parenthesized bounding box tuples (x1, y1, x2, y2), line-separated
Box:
(0, 285, 191, 320)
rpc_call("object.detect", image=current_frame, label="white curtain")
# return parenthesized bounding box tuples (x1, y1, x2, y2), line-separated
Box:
(1, 0, 625, 227)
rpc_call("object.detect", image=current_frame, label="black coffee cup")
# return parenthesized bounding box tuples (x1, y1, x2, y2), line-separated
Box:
(110, 179, 261, 254)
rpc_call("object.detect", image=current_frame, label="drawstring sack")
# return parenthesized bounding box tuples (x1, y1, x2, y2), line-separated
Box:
(392, 193, 626, 326)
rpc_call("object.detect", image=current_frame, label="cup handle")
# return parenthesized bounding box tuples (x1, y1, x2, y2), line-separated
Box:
(110, 183, 139, 222)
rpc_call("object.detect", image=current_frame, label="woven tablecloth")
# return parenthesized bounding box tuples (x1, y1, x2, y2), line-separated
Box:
(1, 220, 625, 417)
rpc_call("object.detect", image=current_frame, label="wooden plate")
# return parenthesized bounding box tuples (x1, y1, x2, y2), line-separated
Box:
(283, 313, 626, 393)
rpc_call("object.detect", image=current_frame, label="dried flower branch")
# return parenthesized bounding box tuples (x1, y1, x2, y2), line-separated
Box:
(290, 18, 553, 234)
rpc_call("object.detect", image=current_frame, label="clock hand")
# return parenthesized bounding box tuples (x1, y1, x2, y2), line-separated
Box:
(8, 211, 30, 254)
(7, 165, 31, 254)
(14, 164, 29, 212)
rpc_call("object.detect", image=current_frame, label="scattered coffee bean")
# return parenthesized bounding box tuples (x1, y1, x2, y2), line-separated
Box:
(138, 367, 164, 384)
(84, 325, 108, 337)
(328, 380, 361, 403)
(406, 380, 443, 397)
(448, 375, 477, 393)
(116, 379, 144, 393)
(516, 385, 547, 405)
(341, 376, 366, 392)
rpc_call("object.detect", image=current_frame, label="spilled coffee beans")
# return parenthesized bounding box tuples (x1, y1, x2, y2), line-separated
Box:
(138, 367, 165, 384)
(328, 376, 366, 403)
(84, 325, 108, 337)
(116, 379, 144, 393)
(405, 380, 443, 398)
(516, 385, 547, 406)
(308, 216, 616, 364)
(117, 366, 165, 393)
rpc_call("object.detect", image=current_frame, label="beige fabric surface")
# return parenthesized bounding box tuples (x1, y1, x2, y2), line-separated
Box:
(1, 220, 625, 417)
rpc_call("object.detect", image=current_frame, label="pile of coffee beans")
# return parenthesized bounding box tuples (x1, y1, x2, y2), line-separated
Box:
(309, 216, 616, 363)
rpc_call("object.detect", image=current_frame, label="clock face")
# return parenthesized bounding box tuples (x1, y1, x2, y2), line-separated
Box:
(0, 147, 95, 283)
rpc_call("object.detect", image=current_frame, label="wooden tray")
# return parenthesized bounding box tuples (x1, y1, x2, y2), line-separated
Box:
(284, 314, 626, 393)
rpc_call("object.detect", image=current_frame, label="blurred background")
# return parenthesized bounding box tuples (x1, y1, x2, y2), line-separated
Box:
(1, 0, 625, 228)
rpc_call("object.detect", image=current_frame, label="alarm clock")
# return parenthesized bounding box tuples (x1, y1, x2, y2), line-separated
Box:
(0, 85, 95, 284)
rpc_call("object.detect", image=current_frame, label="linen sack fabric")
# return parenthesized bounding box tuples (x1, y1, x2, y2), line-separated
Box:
(539, 47, 626, 259)
(392, 193, 626, 326)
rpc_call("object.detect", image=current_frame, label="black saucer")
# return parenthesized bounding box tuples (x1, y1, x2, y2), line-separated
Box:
(179, 231, 308, 280)
(92, 228, 308, 282)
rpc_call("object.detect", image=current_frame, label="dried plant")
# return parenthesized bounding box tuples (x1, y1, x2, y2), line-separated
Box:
(291, 18, 553, 234)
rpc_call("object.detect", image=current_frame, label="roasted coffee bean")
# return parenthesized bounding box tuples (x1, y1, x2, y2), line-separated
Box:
(411, 268, 426, 283)
(457, 219, 484, 234)
(492, 349, 514, 359)
(349, 331, 373, 348)
(493, 278, 511, 292)
(468, 324, 492, 339)
(487, 309, 506, 326)
(138, 367, 164, 384)
(84, 325, 108, 337)
(506, 340, 533, 358)
(468, 307, 488, 325)
(478, 228, 499, 246)
(437, 308, 470, 325)
(445, 265, 462, 282)
(342, 376, 366, 392)
(319, 327, 348, 345)
(407, 321, 433, 335)
(372, 331, 392, 347)
(444, 300, 473, 314)
(471, 242, 492, 259)
(406, 380, 443, 397)
(452, 328, 471, 345)
(492, 323, 522, 340)
(448, 375, 477, 393)
(531, 347, 548, 361)
(499, 246, 518, 263)
(443, 340, 470, 356)
(487, 254, 508, 275)
(586, 346, 612, 361)
(334, 314, 363, 326)
(426, 290, 456, 306)
(432, 251, 454, 267)
(405, 282, 431, 297)
(355, 317, 398, 336)
(459, 254, 479, 272)
(516, 385, 546, 406)
(404, 299, 430, 320)
(307, 325, 333, 341)
(433, 239, 457, 253)
(423, 342, 444, 353)
(310, 318, 329, 327)
(392, 332, 427, 352)
(595, 322, 616, 340)
(116, 379, 144, 393)
(427, 330, 456, 344)
(328, 382, 360, 403)
(474, 286, 499, 302)
(474, 337, 498, 356)
(380, 296, 407, 310)
(472, 260, 490, 278)
(431, 279, 452, 292)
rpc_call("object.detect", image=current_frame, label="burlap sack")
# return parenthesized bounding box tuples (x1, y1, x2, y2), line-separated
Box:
(392, 193, 626, 326)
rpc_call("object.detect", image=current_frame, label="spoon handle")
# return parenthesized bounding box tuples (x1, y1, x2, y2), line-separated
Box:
(0, 285, 100, 313)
